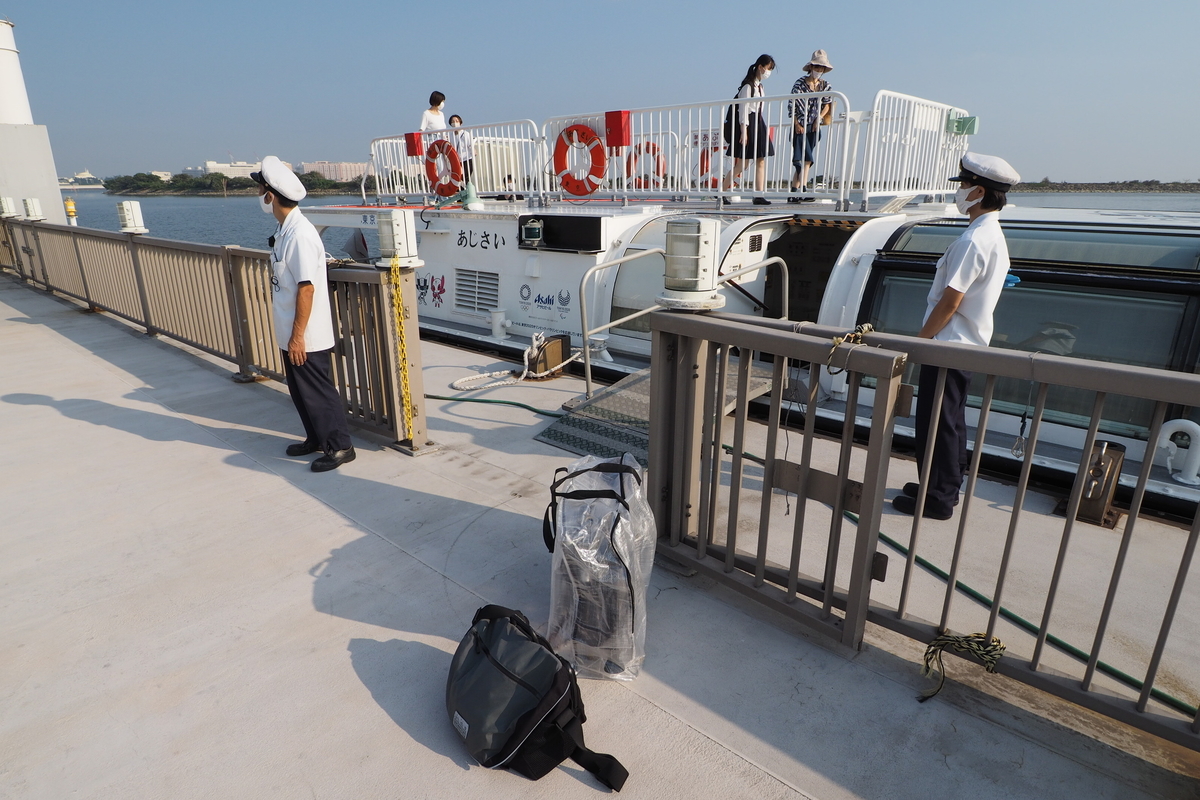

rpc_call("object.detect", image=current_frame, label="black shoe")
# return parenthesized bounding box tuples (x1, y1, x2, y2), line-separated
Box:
(753, 197, 771, 205)
(902, 482, 959, 505)
(311, 446, 356, 472)
(800, 196, 817, 203)
(286, 440, 320, 457)
(892, 494, 953, 520)
(786, 196, 803, 204)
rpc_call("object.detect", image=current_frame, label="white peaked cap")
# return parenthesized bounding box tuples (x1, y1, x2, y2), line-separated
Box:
(950, 153, 1020, 192)
(251, 156, 307, 202)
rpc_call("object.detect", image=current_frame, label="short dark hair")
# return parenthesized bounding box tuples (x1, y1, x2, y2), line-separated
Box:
(430, 90, 445, 106)
(275, 192, 299, 209)
(449, 114, 463, 125)
(980, 187, 1006, 211)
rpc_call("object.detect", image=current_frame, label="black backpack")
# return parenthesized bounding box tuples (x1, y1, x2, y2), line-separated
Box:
(445, 605, 629, 791)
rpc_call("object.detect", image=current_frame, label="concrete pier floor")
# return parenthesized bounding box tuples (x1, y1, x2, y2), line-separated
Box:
(2, 273, 1198, 799)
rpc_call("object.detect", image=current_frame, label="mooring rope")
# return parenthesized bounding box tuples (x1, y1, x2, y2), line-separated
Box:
(918, 632, 1006, 702)
(450, 331, 583, 391)
(826, 323, 874, 376)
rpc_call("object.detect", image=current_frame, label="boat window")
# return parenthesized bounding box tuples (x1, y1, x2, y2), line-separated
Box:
(891, 223, 1200, 270)
(866, 272, 1188, 436)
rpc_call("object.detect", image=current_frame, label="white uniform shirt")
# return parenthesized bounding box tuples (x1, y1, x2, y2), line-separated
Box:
(419, 109, 446, 131)
(271, 208, 335, 352)
(923, 211, 1010, 347)
(450, 127, 474, 160)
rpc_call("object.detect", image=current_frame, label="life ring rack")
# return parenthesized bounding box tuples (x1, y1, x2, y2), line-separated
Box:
(626, 141, 667, 190)
(424, 139, 463, 198)
(553, 124, 608, 196)
(696, 145, 721, 189)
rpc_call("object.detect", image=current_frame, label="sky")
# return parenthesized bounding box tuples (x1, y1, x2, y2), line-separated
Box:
(5, 0, 1198, 183)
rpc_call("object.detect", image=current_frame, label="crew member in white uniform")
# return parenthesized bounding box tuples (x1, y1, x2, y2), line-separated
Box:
(252, 156, 355, 472)
(894, 152, 1019, 519)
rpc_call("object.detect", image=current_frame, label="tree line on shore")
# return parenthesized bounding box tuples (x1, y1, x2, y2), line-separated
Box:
(103, 171, 375, 195)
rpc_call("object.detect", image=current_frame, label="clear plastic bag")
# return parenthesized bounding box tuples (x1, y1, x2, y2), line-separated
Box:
(544, 454, 656, 680)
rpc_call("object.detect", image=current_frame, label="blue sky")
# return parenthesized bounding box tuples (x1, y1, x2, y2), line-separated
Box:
(6, 0, 1198, 182)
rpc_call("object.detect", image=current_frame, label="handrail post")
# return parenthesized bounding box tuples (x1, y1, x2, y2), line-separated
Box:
(222, 246, 260, 382)
(126, 233, 156, 336)
(382, 261, 436, 455)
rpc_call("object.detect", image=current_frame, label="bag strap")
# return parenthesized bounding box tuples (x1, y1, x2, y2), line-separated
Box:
(556, 707, 629, 791)
(542, 461, 642, 553)
(472, 604, 536, 639)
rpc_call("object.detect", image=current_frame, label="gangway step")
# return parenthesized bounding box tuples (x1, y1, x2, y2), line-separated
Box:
(535, 359, 775, 465)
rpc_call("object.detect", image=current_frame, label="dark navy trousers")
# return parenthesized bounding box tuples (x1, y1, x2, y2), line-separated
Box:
(282, 348, 352, 454)
(914, 365, 972, 517)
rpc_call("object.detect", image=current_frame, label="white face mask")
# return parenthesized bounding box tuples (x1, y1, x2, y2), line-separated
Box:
(260, 192, 274, 214)
(761, 68, 772, 80)
(955, 186, 981, 215)
(438, 102, 445, 111)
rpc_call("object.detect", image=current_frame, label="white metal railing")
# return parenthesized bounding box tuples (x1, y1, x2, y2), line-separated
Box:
(858, 90, 973, 211)
(541, 93, 855, 206)
(364, 90, 973, 211)
(369, 119, 544, 201)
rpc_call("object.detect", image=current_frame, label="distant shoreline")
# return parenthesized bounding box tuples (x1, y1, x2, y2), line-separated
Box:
(1011, 183, 1200, 193)
(98, 188, 362, 197)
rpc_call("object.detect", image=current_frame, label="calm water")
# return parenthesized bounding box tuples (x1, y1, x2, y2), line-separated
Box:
(60, 190, 1200, 252)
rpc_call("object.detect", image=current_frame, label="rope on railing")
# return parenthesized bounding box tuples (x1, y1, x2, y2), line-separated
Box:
(918, 632, 1006, 702)
(825, 322, 874, 375)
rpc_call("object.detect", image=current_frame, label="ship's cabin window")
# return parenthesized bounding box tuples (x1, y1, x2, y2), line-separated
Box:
(893, 221, 1200, 270)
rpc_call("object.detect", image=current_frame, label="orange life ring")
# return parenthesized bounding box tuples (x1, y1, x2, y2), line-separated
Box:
(697, 145, 721, 189)
(626, 141, 667, 190)
(424, 139, 463, 198)
(553, 124, 607, 196)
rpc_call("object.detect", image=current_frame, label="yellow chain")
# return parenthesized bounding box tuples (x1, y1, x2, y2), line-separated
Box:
(389, 255, 415, 439)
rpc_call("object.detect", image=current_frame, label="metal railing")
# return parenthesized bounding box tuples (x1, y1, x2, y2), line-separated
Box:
(0, 218, 428, 448)
(363, 89, 974, 211)
(858, 90, 972, 211)
(370, 119, 544, 201)
(650, 308, 1200, 751)
(541, 92, 855, 205)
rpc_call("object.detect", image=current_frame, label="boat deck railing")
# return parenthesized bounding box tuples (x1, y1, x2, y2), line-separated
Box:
(0, 218, 432, 451)
(648, 309, 1200, 752)
(367, 89, 972, 211)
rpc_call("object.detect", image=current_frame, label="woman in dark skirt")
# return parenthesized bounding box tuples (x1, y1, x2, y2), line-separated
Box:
(722, 54, 776, 205)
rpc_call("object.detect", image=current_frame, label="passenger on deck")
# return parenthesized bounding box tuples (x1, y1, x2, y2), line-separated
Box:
(894, 153, 1020, 519)
(788, 50, 834, 203)
(252, 156, 355, 473)
(721, 54, 776, 205)
(448, 115, 474, 184)
(419, 91, 447, 131)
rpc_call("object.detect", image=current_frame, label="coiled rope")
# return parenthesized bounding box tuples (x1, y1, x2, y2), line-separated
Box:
(826, 323, 874, 376)
(450, 331, 583, 391)
(918, 632, 1006, 702)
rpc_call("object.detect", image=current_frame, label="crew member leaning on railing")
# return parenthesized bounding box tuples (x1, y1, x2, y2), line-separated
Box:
(252, 156, 356, 473)
(895, 152, 1020, 520)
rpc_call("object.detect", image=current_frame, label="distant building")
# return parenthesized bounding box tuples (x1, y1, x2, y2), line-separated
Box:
(301, 161, 367, 182)
(183, 160, 293, 179)
(151, 171, 172, 182)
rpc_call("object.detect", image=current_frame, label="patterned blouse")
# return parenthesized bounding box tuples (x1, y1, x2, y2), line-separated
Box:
(789, 77, 833, 128)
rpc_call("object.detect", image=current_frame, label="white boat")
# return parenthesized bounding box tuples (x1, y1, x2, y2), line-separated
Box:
(296, 88, 1200, 511)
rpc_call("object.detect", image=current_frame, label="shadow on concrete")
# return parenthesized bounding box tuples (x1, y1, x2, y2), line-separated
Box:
(347, 638, 473, 772)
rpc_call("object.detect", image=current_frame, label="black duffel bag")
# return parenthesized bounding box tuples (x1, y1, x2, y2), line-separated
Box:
(445, 604, 628, 791)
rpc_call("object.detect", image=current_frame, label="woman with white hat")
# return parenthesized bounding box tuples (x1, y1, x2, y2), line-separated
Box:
(788, 50, 834, 202)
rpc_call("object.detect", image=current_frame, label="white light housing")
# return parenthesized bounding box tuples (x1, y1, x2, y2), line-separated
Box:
(22, 197, 44, 220)
(117, 200, 148, 234)
(0, 197, 17, 217)
(657, 217, 725, 310)
(378, 208, 419, 264)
